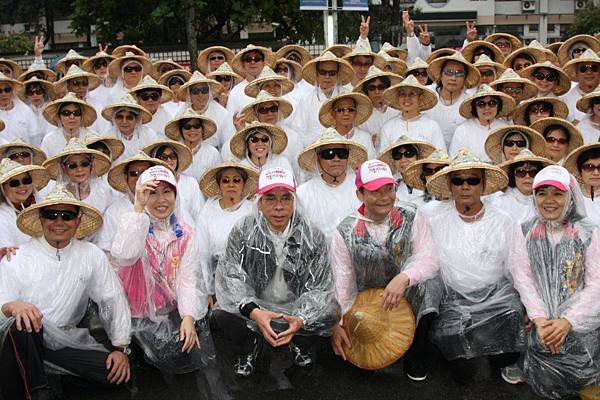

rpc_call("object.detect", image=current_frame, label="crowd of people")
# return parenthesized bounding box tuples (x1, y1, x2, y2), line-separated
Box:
(0, 11, 599, 400)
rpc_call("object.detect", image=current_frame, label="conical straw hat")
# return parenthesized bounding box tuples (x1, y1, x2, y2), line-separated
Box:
(229, 121, 288, 159)
(461, 40, 505, 64)
(240, 90, 293, 122)
(489, 68, 538, 101)
(129, 75, 173, 103)
(318, 92, 373, 127)
(42, 138, 112, 179)
(164, 108, 217, 142)
(297, 127, 367, 172)
(199, 162, 259, 199)
(520, 61, 571, 96)
(54, 65, 101, 96)
(457, 84, 516, 119)
(43, 92, 97, 127)
(378, 135, 436, 173)
(0, 158, 49, 191)
(0, 139, 47, 166)
(55, 49, 88, 75)
(302, 51, 354, 86)
(101, 93, 153, 124)
(484, 125, 547, 164)
(197, 46, 235, 74)
(142, 139, 193, 173)
(403, 149, 452, 191)
(382, 75, 438, 112)
(244, 66, 294, 98)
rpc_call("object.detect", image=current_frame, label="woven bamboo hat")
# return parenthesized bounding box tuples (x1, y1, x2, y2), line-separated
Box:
(563, 49, 600, 81)
(353, 66, 402, 94)
(199, 162, 259, 199)
(142, 139, 193, 173)
(504, 40, 557, 68)
(0, 158, 49, 192)
(297, 127, 367, 172)
(576, 85, 600, 113)
(0, 58, 23, 78)
(302, 51, 354, 86)
(17, 77, 57, 102)
(152, 58, 184, 79)
(54, 65, 101, 96)
(81, 51, 116, 73)
(404, 57, 430, 77)
(318, 92, 373, 128)
(378, 135, 436, 173)
(426, 148, 509, 198)
(458, 84, 516, 119)
(499, 149, 554, 177)
(428, 52, 481, 88)
(164, 107, 217, 142)
(101, 93, 153, 124)
(108, 51, 152, 80)
(403, 149, 452, 191)
(512, 96, 569, 126)
(530, 117, 584, 155)
(0, 72, 23, 92)
(129, 75, 173, 103)
(380, 42, 408, 61)
(545, 42, 563, 54)
(0, 139, 47, 166)
(426, 48, 457, 64)
(461, 40, 505, 64)
(42, 138, 112, 180)
(206, 62, 243, 86)
(273, 58, 303, 82)
(557, 35, 600, 66)
(472, 54, 507, 76)
(484, 33, 523, 52)
(55, 50, 88, 75)
(342, 288, 415, 370)
(520, 61, 571, 96)
(244, 66, 295, 98)
(564, 143, 600, 184)
(240, 90, 293, 122)
(176, 70, 221, 101)
(322, 44, 352, 58)
(342, 41, 386, 68)
(158, 68, 192, 87)
(489, 68, 539, 100)
(82, 133, 125, 161)
(107, 151, 171, 193)
(229, 122, 288, 160)
(17, 185, 103, 239)
(111, 45, 147, 58)
(375, 51, 408, 76)
(18, 64, 57, 82)
(484, 125, 547, 164)
(382, 75, 438, 112)
(275, 45, 312, 66)
(43, 93, 97, 127)
(231, 44, 276, 75)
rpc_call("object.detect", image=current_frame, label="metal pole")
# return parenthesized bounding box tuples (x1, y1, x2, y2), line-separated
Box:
(332, 0, 338, 44)
(323, 9, 331, 48)
(539, 0, 548, 44)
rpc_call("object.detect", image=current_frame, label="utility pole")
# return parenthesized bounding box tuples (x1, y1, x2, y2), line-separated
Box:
(323, 0, 339, 48)
(539, 0, 548, 44)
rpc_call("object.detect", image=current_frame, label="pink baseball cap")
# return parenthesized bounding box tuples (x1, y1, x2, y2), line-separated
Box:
(257, 167, 296, 194)
(532, 165, 572, 192)
(137, 165, 177, 191)
(355, 159, 396, 191)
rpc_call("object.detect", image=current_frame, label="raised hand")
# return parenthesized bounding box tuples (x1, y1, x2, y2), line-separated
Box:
(133, 180, 158, 213)
(465, 21, 478, 43)
(34, 35, 44, 58)
(418, 24, 430, 46)
(359, 15, 371, 39)
(402, 10, 415, 35)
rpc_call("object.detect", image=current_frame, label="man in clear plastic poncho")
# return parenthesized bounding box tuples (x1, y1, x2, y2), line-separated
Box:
(0, 186, 132, 399)
(214, 167, 340, 377)
(510, 165, 600, 399)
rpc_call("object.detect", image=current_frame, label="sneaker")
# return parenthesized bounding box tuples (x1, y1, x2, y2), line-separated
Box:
(289, 342, 313, 368)
(405, 359, 428, 382)
(234, 339, 261, 377)
(501, 364, 524, 385)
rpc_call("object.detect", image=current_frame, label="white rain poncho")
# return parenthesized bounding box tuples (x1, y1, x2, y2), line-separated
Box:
(358, 106, 400, 148)
(145, 105, 173, 136)
(423, 201, 526, 360)
(510, 177, 600, 399)
(0, 99, 42, 146)
(215, 199, 340, 335)
(108, 121, 160, 163)
(424, 89, 470, 148)
(561, 84, 587, 123)
(379, 114, 446, 153)
(96, 193, 132, 253)
(449, 118, 509, 162)
(0, 236, 131, 352)
(576, 114, 600, 144)
(41, 126, 93, 157)
(0, 201, 32, 247)
(183, 143, 222, 181)
(176, 174, 205, 227)
(582, 194, 600, 224)
(491, 187, 536, 224)
(196, 196, 255, 295)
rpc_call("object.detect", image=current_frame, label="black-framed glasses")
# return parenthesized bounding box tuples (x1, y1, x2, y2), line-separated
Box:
(367, 83, 388, 91)
(243, 55, 264, 63)
(59, 109, 82, 117)
(8, 151, 31, 160)
(68, 79, 89, 87)
(275, 66, 289, 74)
(215, 75, 232, 82)
(410, 70, 428, 78)
(571, 47, 588, 55)
(257, 105, 279, 114)
(7, 176, 32, 187)
(423, 166, 444, 176)
(26, 87, 45, 96)
(529, 104, 551, 114)
(249, 135, 270, 144)
(39, 209, 78, 221)
(479, 69, 496, 78)
(182, 122, 202, 130)
(334, 107, 356, 114)
(0, 86, 13, 93)
(450, 176, 481, 186)
(579, 64, 599, 73)
(123, 65, 143, 73)
(504, 139, 527, 148)
(545, 136, 568, 144)
(514, 168, 539, 178)
(93, 59, 108, 69)
(532, 72, 558, 82)
(220, 177, 243, 184)
(138, 91, 161, 102)
(582, 163, 600, 173)
(442, 68, 466, 78)
(190, 86, 210, 95)
(475, 99, 499, 108)
(158, 153, 178, 161)
(392, 147, 417, 160)
(64, 160, 91, 170)
(318, 147, 349, 160)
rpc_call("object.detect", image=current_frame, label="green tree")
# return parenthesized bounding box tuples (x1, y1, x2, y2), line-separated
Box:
(567, 3, 600, 38)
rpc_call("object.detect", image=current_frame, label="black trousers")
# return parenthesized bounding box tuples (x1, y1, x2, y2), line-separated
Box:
(0, 323, 114, 399)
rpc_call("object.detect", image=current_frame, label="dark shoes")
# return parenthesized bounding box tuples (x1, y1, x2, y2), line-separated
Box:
(405, 359, 428, 382)
(289, 342, 313, 368)
(233, 338, 262, 378)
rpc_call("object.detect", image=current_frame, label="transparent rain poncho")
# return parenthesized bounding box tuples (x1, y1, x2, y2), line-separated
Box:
(215, 196, 340, 335)
(511, 179, 600, 399)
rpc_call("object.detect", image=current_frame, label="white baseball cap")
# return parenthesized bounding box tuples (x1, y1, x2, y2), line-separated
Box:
(532, 165, 572, 192)
(137, 165, 177, 191)
(257, 167, 296, 194)
(355, 159, 396, 191)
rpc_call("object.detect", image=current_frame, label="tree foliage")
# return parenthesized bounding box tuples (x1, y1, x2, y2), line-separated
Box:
(567, 3, 600, 38)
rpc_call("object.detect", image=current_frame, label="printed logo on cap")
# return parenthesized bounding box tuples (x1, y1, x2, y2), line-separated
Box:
(258, 167, 296, 194)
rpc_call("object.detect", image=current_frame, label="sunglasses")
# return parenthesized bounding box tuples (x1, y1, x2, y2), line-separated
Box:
(367, 84, 388, 91)
(243, 55, 264, 63)
(127, 170, 145, 177)
(0, 86, 13, 93)
(545, 136, 568, 144)
(123, 65, 143, 73)
(115, 113, 136, 121)
(582, 163, 600, 173)
(64, 160, 91, 170)
(158, 153, 178, 161)
(501, 87, 523, 94)
(59, 109, 82, 117)
(182, 122, 202, 130)
(275, 67, 289, 74)
(167, 78, 185, 86)
(215, 75, 232, 82)
(318, 148, 350, 160)
(68, 79, 88, 87)
(209, 55, 226, 61)
(423, 166, 444, 176)
(93, 59, 108, 69)
(475, 99, 498, 108)
(514, 168, 539, 178)
(442, 69, 466, 78)
(257, 105, 279, 114)
(39, 209, 79, 221)
(532, 72, 558, 82)
(221, 177, 243, 184)
(7, 176, 32, 188)
(411, 70, 428, 78)
(8, 151, 31, 160)
(504, 139, 527, 148)
(138, 91, 161, 102)
(571, 47, 587, 55)
(190, 86, 210, 95)
(249, 135, 270, 143)
(479, 70, 496, 78)
(579, 64, 599, 73)
(450, 176, 482, 186)
(352, 60, 372, 68)
(26, 88, 44, 96)
(392, 148, 417, 160)
(317, 69, 338, 77)
(529, 104, 551, 114)
(334, 107, 356, 114)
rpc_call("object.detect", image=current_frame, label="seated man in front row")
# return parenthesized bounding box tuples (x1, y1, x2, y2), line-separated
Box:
(214, 167, 340, 377)
(0, 187, 132, 399)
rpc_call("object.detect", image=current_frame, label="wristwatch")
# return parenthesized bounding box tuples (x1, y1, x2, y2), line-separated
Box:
(117, 345, 132, 356)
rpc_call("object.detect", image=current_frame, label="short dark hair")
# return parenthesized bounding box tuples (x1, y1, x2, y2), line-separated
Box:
(215, 167, 249, 184)
(361, 75, 391, 96)
(577, 148, 600, 173)
(543, 125, 570, 141)
(470, 95, 503, 118)
(507, 161, 543, 187)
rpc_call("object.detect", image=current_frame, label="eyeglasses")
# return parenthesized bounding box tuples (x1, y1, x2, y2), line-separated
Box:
(115, 113, 136, 122)
(0, 86, 13, 93)
(475, 99, 499, 108)
(571, 47, 588, 55)
(367, 84, 388, 91)
(579, 64, 599, 73)
(529, 104, 551, 114)
(123, 65, 143, 73)
(317, 69, 338, 77)
(582, 163, 600, 173)
(138, 91, 161, 102)
(411, 70, 428, 78)
(442, 69, 466, 78)
(167, 78, 185, 86)
(215, 75, 232, 82)
(220, 177, 243, 184)
(532, 72, 558, 82)
(209, 55, 226, 61)
(64, 160, 91, 170)
(189, 86, 209, 95)
(450, 176, 482, 186)
(318, 148, 349, 160)
(93, 59, 108, 69)
(545, 136, 568, 144)
(39, 209, 78, 221)
(352, 60, 372, 68)
(479, 70, 496, 78)
(158, 153, 178, 161)
(249, 135, 270, 144)
(242, 55, 264, 63)
(26, 88, 44, 96)
(504, 139, 527, 148)
(182, 122, 202, 130)
(423, 166, 444, 176)
(68, 79, 88, 87)
(334, 107, 356, 114)
(257, 105, 279, 114)
(275, 67, 289, 74)
(59, 109, 82, 117)
(501, 87, 523, 94)
(514, 168, 539, 178)
(392, 147, 417, 160)
(8, 151, 30, 160)
(7, 176, 32, 187)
